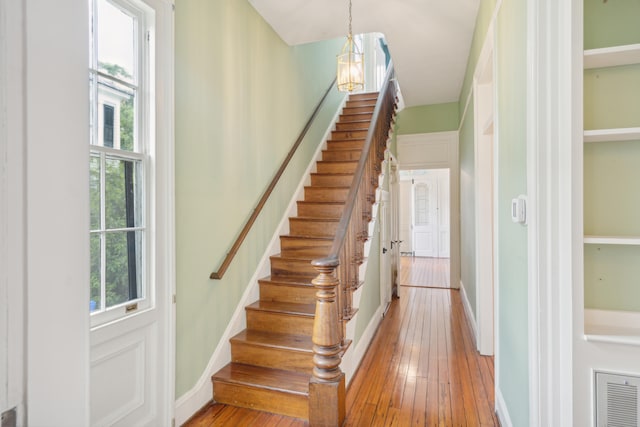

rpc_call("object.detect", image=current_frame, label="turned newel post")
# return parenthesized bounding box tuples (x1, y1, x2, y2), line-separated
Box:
(309, 258, 346, 426)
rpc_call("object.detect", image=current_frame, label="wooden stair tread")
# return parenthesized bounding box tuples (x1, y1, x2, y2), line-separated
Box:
(231, 330, 313, 352)
(246, 300, 316, 316)
(259, 274, 315, 285)
(213, 363, 309, 396)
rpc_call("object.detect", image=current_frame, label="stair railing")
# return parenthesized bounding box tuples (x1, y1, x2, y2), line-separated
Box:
(308, 63, 397, 426)
(210, 78, 337, 280)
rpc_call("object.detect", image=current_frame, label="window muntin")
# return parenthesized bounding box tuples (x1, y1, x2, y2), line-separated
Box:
(89, 0, 150, 320)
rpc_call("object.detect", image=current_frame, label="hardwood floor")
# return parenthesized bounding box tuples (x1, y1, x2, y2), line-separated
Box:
(399, 256, 450, 289)
(183, 269, 497, 426)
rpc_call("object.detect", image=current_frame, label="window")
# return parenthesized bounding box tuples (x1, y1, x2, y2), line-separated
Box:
(89, 0, 151, 321)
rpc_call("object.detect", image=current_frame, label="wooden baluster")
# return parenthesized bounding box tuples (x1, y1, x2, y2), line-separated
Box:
(309, 261, 346, 427)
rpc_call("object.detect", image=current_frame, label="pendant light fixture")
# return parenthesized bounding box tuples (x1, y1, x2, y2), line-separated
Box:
(337, 0, 364, 92)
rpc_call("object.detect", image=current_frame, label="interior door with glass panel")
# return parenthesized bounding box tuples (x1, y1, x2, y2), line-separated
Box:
(412, 176, 437, 257)
(89, 0, 169, 424)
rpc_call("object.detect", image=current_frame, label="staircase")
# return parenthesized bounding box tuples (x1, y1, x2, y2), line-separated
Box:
(211, 92, 379, 420)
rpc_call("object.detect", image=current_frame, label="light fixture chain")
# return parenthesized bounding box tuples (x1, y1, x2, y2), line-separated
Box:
(348, 0, 352, 37)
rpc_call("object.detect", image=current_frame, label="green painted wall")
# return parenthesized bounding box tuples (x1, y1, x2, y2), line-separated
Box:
(584, 64, 640, 130)
(583, 0, 640, 314)
(459, 0, 498, 117)
(174, 0, 344, 397)
(395, 102, 459, 135)
(496, 0, 529, 424)
(584, 0, 640, 50)
(458, 96, 476, 316)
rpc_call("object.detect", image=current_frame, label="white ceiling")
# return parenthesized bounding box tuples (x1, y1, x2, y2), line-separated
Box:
(248, 0, 480, 108)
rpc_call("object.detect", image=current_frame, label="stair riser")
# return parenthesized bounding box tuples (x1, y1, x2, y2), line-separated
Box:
(335, 121, 370, 131)
(270, 257, 317, 277)
(322, 150, 362, 162)
(259, 282, 317, 304)
(316, 162, 358, 174)
(348, 92, 378, 101)
(345, 100, 376, 108)
(309, 174, 353, 187)
(295, 202, 343, 219)
(289, 219, 339, 237)
(304, 187, 349, 203)
(231, 342, 313, 374)
(339, 113, 372, 123)
(213, 382, 308, 419)
(280, 236, 333, 256)
(342, 106, 375, 115)
(246, 310, 314, 335)
(331, 130, 369, 140)
(326, 140, 365, 151)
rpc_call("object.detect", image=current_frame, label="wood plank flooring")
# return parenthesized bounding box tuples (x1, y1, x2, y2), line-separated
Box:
(399, 256, 450, 289)
(183, 267, 496, 426)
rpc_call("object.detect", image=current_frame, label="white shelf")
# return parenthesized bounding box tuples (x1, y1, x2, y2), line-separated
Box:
(585, 309, 640, 347)
(584, 44, 640, 69)
(584, 127, 640, 143)
(584, 236, 640, 245)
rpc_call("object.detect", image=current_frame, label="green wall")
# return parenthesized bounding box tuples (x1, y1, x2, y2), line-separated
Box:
(458, 96, 476, 316)
(584, 0, 640, 50)
(496, 0, 529, 424)
(174, 0, 344, 397)
(395, 102, 459, 135)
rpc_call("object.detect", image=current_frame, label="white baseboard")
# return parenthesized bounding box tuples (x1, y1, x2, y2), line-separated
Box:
(495, 387, 513, 427)
(459, 280, 478, 346)
(174, 94, 346, 425)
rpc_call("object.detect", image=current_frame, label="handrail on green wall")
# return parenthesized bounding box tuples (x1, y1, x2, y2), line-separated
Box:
(210, 77, 339, 280)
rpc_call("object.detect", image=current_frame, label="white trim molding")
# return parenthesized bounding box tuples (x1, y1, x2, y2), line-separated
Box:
(459, 280, 478, 346)
(496, 387, 514, 427)
(526, 0, 579, 425)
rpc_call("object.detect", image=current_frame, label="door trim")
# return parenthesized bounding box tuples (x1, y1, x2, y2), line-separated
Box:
(397, 131, 460, 289)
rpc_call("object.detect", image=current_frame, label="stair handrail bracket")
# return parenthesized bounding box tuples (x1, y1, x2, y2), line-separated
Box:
(309, 63, 397, 427)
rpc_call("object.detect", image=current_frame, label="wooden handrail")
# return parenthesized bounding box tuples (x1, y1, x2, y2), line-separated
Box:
(312, 64, 396, 270)
(210, 77, 338, 280)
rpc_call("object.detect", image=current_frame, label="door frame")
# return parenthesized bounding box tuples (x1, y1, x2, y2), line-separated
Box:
(473, 28, 496, 356)
(397, 131, 460, 289)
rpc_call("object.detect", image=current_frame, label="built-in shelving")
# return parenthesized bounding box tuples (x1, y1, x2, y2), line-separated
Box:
(584, 235, 640, 245)
(584, 127, 640, 143)
(584, 43, 640, 69)
(582, 40, 640, 344)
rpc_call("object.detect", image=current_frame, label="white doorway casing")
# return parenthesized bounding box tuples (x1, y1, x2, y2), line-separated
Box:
(473, 28, 496, 356)
(397, 131, 460, 289)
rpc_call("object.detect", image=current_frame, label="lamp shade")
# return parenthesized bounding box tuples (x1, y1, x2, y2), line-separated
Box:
(337, 35, 364, 92)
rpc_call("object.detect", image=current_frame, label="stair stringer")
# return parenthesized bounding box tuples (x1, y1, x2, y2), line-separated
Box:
(174, 93, 348, 425)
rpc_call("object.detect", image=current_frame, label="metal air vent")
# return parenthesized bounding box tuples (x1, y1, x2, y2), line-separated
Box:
(596, 371, 640, 427)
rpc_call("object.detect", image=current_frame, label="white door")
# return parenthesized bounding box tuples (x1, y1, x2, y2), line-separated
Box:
(89, 0, 173, 425)
(379, 191, 392, 314)
(399, 179, 413, 255)
(412, 170, 450, 258)
(412, 176, 437, 257)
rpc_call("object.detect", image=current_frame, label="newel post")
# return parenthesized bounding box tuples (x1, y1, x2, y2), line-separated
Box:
(309, 259, 346, 426)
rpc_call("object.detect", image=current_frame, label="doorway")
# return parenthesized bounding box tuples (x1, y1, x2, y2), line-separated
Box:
(398, 169, 451, 289)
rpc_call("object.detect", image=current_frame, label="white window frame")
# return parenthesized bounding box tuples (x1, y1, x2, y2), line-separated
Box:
(89, 0, 156, 327)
